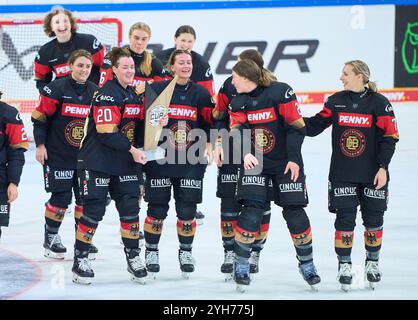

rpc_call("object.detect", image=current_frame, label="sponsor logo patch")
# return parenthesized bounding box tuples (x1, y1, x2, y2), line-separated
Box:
(247, 108, 277, 124)
(338, 112, 372, 127)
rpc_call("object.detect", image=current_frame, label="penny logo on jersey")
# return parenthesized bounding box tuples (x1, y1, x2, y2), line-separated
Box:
(65, 119, 85, 147)
(338, 113, 372, 127)
(340, 128, 366, 157)
(251, 126, 275, 154)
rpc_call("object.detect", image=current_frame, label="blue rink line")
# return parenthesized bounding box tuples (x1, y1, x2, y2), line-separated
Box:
(1, 0, 418, 14)
(0, 247, 42, 299)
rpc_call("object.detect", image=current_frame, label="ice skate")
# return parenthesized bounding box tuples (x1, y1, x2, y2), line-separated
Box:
(365, 260, 381, 290)
(124, 248, 147, 284)
(220, 250, 234, 281)
(249, 251, 260, 274)
(337, 262, 352, 292)
(43, 228, 66, 259)
(196, 210, 205, 226)
(72, 250, 94, 285)
(145, 249, 160, 279)
(178, 249, 195, 279)
(88, 243, 98, 260)
(234, 256, 251, 293)
(298, 261, 321, 291)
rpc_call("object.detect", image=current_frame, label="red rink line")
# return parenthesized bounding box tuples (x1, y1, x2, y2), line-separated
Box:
(0, 246, 43, 300)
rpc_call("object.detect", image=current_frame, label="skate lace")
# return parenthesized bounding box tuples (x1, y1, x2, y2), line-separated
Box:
(365, 261, 380, 276)
(299, 261, 317, 278)
(224, 251, 235, 265)
(179, 251, 195, 266)
(337, 263, 352, 278)
(129, 254, 145, 271)
(145, 250, 159, 265)
(78, 257, 92, 272)
(48, 233, 63, 247)
(249, 251, 260, 266)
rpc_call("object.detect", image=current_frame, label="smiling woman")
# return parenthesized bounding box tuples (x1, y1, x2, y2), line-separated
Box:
(34, 7, 105, 92)
(31, 49, 98, 261)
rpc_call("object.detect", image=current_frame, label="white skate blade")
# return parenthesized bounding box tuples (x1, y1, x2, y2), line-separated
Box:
(236, 284, 247, 293)
(148, 272, 158, 280)
(368, 282, 376, 290)
(310, 284, 319, 292)
(181, 272, 192, 279)
(341, 284, 351, 292)
(130, 275, 146, 285)
(72, 273, 92, 285)
(44, 249, 65, 260)
(224, 273, 233, 282)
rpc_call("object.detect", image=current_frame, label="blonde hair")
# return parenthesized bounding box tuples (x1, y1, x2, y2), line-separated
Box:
(345, 60, 377, 92)
(129, 22, 153, 77)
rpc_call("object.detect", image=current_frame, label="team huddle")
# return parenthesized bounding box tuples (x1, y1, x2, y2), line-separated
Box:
(0, 8, 399, 293)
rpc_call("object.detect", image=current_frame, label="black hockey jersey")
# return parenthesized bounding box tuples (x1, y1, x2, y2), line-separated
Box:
(156, 48, 215, 97)
(213, 76, 236, 130)
(31, 76, 98, 169)
(228, 82, 306, 175)
(77, 78, 143, 176)
(304, 89, 399, 183)
(34, 32, 104, 91)
(99, 46, 169, 87)
(143, 80, 214, 178)
(0, 101, 28, 188)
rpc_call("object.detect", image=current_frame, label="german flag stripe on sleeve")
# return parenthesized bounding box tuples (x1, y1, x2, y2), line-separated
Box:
(376, 115, 400, 139)
(34, 61, 51, 79)
(5, 123, 29, 150)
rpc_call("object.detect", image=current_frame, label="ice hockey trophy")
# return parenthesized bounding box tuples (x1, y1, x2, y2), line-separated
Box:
(140, 76, 177, 161)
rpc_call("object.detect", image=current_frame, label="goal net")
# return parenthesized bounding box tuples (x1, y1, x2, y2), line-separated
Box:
(0, 17, 122, 140)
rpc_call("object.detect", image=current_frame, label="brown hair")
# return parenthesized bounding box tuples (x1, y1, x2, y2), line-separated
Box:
(43, 8, 77, 37)
(174, 25, 196, 39)
(168, 49, 192, 67)
(108, 47, 132, 69)
(129, 22, 153, 76)
(68, 49, 93, 65)
(232, 59, 273, 87)
(239, 49, 277, 83)
(345, 60, 378, 92)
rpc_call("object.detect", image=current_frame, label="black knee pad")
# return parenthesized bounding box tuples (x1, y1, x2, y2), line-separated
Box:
(147, 203, 169, 219)
(175, 201, 197, 220)
(361, 209, 384, 229)
(282, 206, 310, 234)
(49, 191, 73, 208)
(220, 197, 241, 213)
(82, 198, 108, 222)
(114, 194, 140, 216)
(334, 207, 357, 231)
(237, 205, 265, 232)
